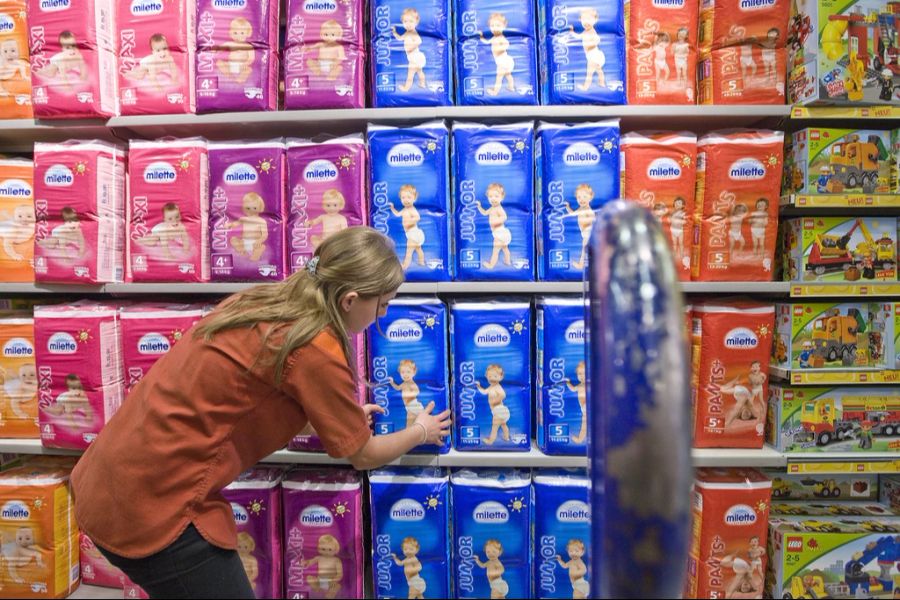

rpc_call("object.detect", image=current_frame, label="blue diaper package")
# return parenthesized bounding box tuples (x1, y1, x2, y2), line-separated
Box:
(537, 298, 588, 456)
(369, 298, 450, 454)
(453, 122, 534, 281)
(370, 467, 452, 599)
(450, 300, 532, 452)
(455, 0, 539, 105)
(538, 1, 626, 104)
(536, 121, 620, 280)
(533, 469, 591, 599)
(369, 121, 452, 282)
(450, 468, 533, 599)
(371, 0, 453, 107)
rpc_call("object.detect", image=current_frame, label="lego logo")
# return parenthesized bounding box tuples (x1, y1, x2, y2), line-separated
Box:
(787, 537, 803, 552)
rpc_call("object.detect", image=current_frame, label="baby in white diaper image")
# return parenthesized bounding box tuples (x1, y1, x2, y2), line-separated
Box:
(393, 8, 427, 92)
(477, 183, 511, 270)
(475, 539, 508, 599)
(125, 34, 180, 91)
(0, 202, 35, 261)
(476, 364, 509, 445)
(570, 8, 606, 90)
(673, 27, 690, 84)
(38, 31, 88, 86)
(37, 206, 84, 259)
(3, 526, 45, 584)
(0, 362, 37, 422)
(306, 189, 349, 250)
(670, 197, 687, 261)
(307, 20, 347, 81)
(136, 203, 191, 259)
(300, 534, 343, 599)
(391, 536, 426, 599)
(728, 203, 749, 255)
(389, 359, 422, 428)
(564, 183, 596, 270)
(236, 532, 259, 588)
(217, 17, 256, 84)
(43, 373, 93, 428)
(749, 198, 769, 259)
(480, 13, 515, 96)
(565, 361, 587, 444)
(557, 539, 589, 599)
(227, 192, 269, 262)
(390, 184, 425, 270)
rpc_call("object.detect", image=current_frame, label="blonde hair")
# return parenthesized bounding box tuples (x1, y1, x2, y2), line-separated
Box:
(399, 184, 418, 198)
(242, 192, 265, 212)
(486, 183, 505, 198)
(319, 534, 340, 550)
(196, 227, 404, 384)
(401, 536, 420, 551)
(575, 183, 594, 198)
(231, 17, 252, 31)
(581, 8, 599, 20)
(567, 539, 585, 551)
(322, 19, 343, 36)
(398, 359, 417, 372)
(489, 13, 508, 27)
(485, 539, 503, 553)
(237, 532, 256, 552)
(322, 189, 346, 210)
(486, 364, 504, 378)
(401, 8, 420, 21)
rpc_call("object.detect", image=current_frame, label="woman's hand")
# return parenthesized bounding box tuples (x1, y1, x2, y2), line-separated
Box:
(413, 402, 451, 446)
(362, 404, 386, 426)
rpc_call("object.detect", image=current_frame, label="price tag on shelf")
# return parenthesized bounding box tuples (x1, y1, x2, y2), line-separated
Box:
(783, 370, 900, 385)
(791, 106, 900, 119)
(790, 283, 900, 297)
(787, 460, 900, 474)
(786, 194, 900, 208)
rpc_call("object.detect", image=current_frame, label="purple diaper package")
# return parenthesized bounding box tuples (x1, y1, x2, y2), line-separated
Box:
(196, 0, 280, 112)
(283, 0, 366, 109)
(222, 466, 284, 599)
(208, 140, 286, 281)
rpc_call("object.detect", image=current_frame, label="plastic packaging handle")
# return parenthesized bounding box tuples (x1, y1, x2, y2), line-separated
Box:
(587, 201, 692, 598)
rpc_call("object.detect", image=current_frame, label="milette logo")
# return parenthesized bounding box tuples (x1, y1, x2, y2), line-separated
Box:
(213, 0, 246, 9)
(304, 0, 337, 13)
(565, 320, 586, 344)
(137, 333, 170, 355)
(390, 499, 425, 521)
(1, 501, 30, 520)
(474, 324, 510, 348)
(562, 142, 600, 166)
(385, 318, 423, 343)
(473, 501, 509, 524)
(231, 503, 249, 524)
(740, 0, 776, 9)
(0, 179, 32, 198)
(387, 144, 424, 167)
(300, 505, 334, 527)
(647, 157, 683, 180)
(3, 338, 34, 357)
(724, 327, 759, 349)
(39, 0, 70, 12)
(130, 0, 163, 15)
(143, 162, 177, 184)
(303, 159, 338, 182)
(475, 142, 512, 166)
(47, 332, 77, 354)
(224, 162, 259, 185)
(0, 15, 15, 33)
(44, 165, 73, 187)
(653, 0, 685, 6)
(724, 504, 757, 526)
(556, 500, 590, 522)
(728, 158, 766, 180)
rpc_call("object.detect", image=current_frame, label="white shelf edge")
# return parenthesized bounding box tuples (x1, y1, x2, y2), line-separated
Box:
(771, 367, 790, 380)
(68, 583, 122, 599)
(691, 446, 787, 468)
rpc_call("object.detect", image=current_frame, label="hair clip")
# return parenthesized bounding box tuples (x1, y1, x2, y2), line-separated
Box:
(306, 256, 320, 277)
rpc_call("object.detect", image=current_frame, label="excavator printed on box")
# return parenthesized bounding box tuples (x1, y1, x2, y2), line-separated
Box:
(769, 473, 878, 500)
(786, 128, 892, 195)
(783, 216, 897, 282)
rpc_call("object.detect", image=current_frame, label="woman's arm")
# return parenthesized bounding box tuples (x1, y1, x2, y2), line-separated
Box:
(347, 402, 450, 470)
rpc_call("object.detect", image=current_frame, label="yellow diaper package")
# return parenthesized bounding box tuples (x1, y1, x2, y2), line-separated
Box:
(0, 314, 38, 438)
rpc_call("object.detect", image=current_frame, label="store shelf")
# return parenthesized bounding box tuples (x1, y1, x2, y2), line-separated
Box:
(785, 456, 900, 474)
(69, 584, 122, 599)
(791, 105, 900, 119)
(781, 193, 900, 209)
(790, 282, 900, 297)
(771, 366, 900, 385)
(0, 439, 80, 456)
(0, 118, 114, 151)
(691, 446, 787, 468)
(265, 449, 437, 467)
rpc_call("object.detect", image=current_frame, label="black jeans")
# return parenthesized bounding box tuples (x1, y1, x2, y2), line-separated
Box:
(97, 524, 255, 600)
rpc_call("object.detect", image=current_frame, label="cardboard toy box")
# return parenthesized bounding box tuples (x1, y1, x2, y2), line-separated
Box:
(772, 302, 892, 370)
(769, 519, 900, 599)
(771, 501, 898, 517)
(894, 301, 900, 368)
(788, 0, 900, 105)
(879, 475, 900, 510)
(767, 383, 900, 452)
(782, 217, 898, 282)
(786, 128, 892, 195)
(766, 472, 878, 500)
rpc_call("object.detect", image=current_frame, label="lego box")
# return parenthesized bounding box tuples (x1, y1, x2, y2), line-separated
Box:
(788, 0, 900, 105)
(782, 217, 897, 282)
(770, 501, 897, 517)
(766, 472, 879, 500)
(767, 384, 900, 452)
(786, 128, 892, 195)
(880, 475, 900, 510)
(772, 302, 891, 370)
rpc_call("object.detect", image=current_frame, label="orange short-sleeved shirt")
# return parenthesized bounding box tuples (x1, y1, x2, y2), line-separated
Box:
(70, 321, 370, 559)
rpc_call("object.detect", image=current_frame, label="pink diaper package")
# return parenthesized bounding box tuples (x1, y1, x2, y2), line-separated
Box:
(288, 333, 366, 452)
(33, 140, 126, 284)
(116, 0, 196, 114)
(283, 0, 364, 109)
(222, 466, 284, 599)
(285, 136, 367, 274)
(34, 301, 124, 450)
(196, 0, 278, 112)
(126, 138, 210, 282)
(208, 140, 286, 281)
(282, 468, 364, 599)
(27, 0, 118, 118)
(80, 533, 125, 589)
(119, 303, 205, 393)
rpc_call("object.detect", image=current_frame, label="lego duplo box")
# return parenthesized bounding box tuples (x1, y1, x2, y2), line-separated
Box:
(782, 217, 898, 283)
(767, 383, 900, 452)
(879, 475, 900, 510)
(788, 0, 900, 105)
(771, 501, 898, 517)
(894, 301, 900, 368)
(773, 302, 892, 370)
(785, 128, 892, 195)
(769, 519, 900, 599)
(765, 471, 878, 500)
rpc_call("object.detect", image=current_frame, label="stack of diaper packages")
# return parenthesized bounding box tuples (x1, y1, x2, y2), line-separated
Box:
(0, 0, 33, 118)
(540, 0, 625, 104)
(368, 121, 452, 282)
(536, 298, 588, 455)
(282, 468, 364, 599)
(34, 301, 124, 450)
(127, 138, 210, 282)
(222, 466, 284, 599)
(0, 312, 38, 438)
(451, 468, 533, 599)
(370, 0, 452, 107)
(119, 303, 205, 393)
(33, 140, 126, 284)
(283, 0, 365, 109)
(533, 469, 591, 599)
(620, 131, 698, 281)
(0, 158, 35, 282)
(208, 140, 286, 281)
(625, 0, 697, 104)
(369, 297, 450, 454)
(451, 299, 531, 452)
(196, 0, 279, 112)
(286, 136, 367, 274)
(0, 464, 80, 597)
(369, 467, 451, 599)
(80, 532, 125, 589)
(536, 120, 619, 281)
(455, 0, 539, 105)
(116, 0, 196, 114)
(453, 122, 534, 281)
(27, 0, 118, 117)
(697, 0, 790, 104)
